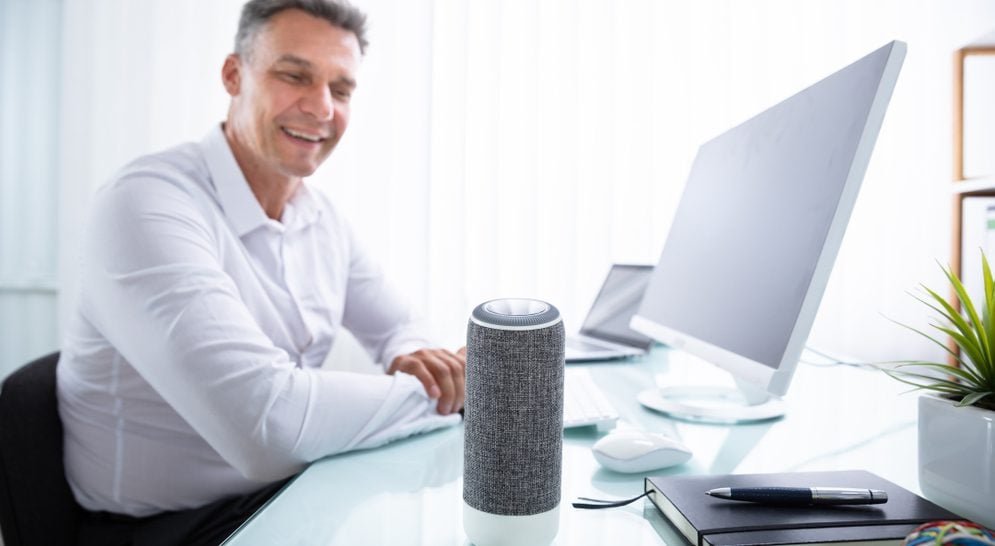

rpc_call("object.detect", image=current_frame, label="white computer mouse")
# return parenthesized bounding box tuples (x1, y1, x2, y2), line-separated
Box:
(591, 429, 693, 474)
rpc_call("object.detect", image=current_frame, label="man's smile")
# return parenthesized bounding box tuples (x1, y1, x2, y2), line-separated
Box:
(281, 126, 327, 143)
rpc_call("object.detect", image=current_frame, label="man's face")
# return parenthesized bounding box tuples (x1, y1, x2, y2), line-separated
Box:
(223, 9, 361, 179)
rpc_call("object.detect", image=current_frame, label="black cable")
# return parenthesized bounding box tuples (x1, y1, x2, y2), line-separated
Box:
(572, 491, 649, 509)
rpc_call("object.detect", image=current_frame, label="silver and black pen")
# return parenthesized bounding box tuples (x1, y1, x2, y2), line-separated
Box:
(705, 487, 888, 506)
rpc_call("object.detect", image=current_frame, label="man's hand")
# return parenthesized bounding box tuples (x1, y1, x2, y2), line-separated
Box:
(388, 347, 466, 415)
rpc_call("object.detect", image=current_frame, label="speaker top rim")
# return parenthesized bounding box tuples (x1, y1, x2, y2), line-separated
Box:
(471, 298, 562, 330)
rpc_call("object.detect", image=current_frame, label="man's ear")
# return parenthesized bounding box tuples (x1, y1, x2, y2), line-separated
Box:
(221, 54, 242, 97)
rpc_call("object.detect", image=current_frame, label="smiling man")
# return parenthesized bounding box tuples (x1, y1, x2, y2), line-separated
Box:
(56, 1, 465, 544)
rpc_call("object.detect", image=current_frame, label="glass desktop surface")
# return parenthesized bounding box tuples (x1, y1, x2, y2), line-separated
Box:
(223, 349, 918, 545)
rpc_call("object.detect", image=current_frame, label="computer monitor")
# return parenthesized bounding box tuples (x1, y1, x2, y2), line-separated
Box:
(630, 41, 906, 423)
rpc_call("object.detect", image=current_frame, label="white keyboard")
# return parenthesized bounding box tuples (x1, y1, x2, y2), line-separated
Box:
(563, 369, 619, 430)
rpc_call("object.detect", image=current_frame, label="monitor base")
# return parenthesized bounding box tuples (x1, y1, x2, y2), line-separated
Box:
(637, 385, 786, 424)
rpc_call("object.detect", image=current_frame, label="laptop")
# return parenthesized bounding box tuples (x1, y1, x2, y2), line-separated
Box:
(566, 264, 655, 362)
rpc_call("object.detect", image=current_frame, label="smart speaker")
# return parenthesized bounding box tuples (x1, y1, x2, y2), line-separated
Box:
(463, 298, 565, 546)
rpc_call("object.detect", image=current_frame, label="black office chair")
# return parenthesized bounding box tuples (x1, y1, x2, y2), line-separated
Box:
(0, 351, 82, 545)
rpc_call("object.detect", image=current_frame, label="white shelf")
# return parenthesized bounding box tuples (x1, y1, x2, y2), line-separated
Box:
(952, 176, 995, 195)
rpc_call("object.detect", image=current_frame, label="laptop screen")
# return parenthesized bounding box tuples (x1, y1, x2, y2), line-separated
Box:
(579, 264, 655, 349)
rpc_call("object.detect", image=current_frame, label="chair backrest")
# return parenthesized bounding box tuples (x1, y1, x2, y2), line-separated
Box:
(0, 352, 82, 546)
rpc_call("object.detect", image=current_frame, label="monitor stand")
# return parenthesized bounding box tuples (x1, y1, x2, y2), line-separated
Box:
(637, 377, 785, 424)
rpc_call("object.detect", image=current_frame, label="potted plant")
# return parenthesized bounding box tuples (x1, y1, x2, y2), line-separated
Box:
(889, 254, 995, 529)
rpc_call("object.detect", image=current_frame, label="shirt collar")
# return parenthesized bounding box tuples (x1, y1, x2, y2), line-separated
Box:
(200, 124, 323, 236)
(201, 124, 268, 237)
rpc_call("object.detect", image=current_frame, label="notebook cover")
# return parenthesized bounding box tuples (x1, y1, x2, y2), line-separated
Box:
(702, 524, 921, 546)
(644, 470, 961, 546)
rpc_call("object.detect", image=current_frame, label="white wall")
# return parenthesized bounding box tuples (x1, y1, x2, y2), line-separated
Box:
(2, 0, 992, 375)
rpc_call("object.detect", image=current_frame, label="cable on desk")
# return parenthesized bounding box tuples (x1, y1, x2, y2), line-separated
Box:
(801, 345, 882, 371)
(572, 491, 649, 510)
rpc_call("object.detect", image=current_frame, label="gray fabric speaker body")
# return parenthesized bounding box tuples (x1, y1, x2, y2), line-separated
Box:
(463, 299, 565, 546)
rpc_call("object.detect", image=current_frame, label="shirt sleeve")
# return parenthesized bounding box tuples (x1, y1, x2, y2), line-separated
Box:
(80, 173, 459, 484)
(338, 218, 439, 370)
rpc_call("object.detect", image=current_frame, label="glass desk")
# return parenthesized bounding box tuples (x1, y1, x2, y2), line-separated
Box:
(223, 349, 918, 545)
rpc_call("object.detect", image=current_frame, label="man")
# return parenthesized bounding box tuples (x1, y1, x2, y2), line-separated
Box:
(56, 1, 465, 543)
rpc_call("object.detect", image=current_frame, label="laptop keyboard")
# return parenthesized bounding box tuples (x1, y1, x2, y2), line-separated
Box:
(566, 337, 610, 352)
(563, 369, 619, 430)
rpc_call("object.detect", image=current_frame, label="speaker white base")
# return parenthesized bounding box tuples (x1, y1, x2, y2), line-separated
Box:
(463, 502, 560, 546)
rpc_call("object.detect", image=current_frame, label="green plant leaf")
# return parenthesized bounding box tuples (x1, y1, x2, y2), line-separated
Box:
(920, 284, 980, 347)
(983, 252, 995, 366)
(941, 262, 991, 365)
(886, 369, 975, 392)
(884, 314, 967, 366)
(885, 376, 961, 396)
(915, 285, 984, 361)
(976, 250, 995, 382)
(929, 327, 984, 375)
(915, 285, 970, 335)
(959, 391, 991, 407)
(888, 258, 995, 406)
(892, 360, 983, 387)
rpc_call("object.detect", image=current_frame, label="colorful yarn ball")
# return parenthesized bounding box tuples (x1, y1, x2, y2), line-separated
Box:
(903, 521, 995, 545)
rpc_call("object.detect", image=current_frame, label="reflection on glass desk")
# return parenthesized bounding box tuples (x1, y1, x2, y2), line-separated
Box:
(223, 349, 918, 545)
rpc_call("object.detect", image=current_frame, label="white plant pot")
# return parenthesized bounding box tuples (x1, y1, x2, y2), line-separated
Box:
(918, 394, 995, 528)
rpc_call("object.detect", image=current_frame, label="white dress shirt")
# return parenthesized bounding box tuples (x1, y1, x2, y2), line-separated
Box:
(56, 125, 460, 517)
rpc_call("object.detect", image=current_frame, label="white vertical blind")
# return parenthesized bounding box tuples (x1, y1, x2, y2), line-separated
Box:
(425, 0, 995, 361)
(0, 0, 62, 375)
(2, 0, 993, 374)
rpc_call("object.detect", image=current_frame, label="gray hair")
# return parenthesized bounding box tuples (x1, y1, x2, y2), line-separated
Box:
(234, 0, 369, 58)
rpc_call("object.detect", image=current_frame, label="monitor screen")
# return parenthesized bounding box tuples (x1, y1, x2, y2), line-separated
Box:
(631, 41, 906, 399)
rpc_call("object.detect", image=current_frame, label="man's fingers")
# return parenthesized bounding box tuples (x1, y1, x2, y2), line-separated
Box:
(392, 348, 468, 415)
(424, 353, 457, 415)
(396, 358, 441, 400)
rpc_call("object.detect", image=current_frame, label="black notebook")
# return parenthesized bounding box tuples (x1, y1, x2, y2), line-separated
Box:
(644, 470, 961, 546)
